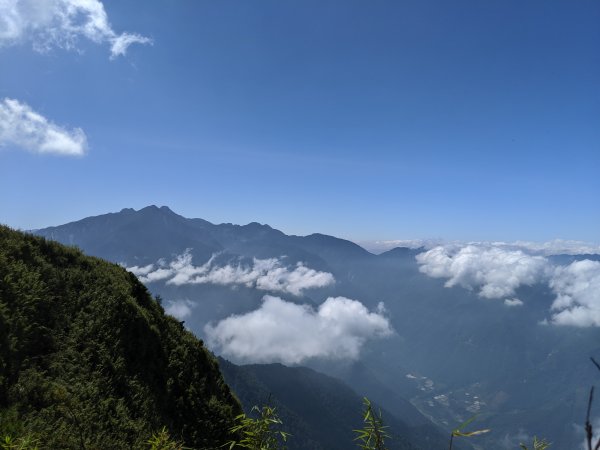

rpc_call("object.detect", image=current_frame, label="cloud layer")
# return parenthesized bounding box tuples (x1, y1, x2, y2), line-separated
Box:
(362, 238, 600, 256)
(416, 243, 600, 327)
(0, 0, 151, 58)
(492, 240, 600, 257)
(205, 295, 393, 364)
(0, 98, 87, 155)
(128, 252, 335, 296)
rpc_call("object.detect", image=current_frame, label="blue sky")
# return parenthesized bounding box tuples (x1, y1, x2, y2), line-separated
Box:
(0, 0, 598, 243)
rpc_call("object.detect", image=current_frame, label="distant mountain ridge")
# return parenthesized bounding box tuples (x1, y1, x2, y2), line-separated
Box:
(34, 205, 372, 269)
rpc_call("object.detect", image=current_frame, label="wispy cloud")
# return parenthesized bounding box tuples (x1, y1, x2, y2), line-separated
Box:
(0, 98, 87, 155)
(0, 0, 151, 58)
(128, 251, 335, 296)
(205, 295, 393, 364)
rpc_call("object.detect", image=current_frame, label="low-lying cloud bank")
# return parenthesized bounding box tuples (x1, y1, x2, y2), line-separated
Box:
(416, 244, 600, 327)
(205, 295, 392, 364)
(494, 239, 600, 257)
(128, 251, 335, 296)
(0, 98, 87, 155)
(364, 238, 600, 256)
(0, 0, 151, 58)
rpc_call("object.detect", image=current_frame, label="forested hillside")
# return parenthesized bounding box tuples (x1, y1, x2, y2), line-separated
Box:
(219, 359, 456, 450)
(0, 225, 241, 448)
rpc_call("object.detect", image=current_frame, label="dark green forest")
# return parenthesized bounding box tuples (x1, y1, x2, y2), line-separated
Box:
(0, 225, 241, 448)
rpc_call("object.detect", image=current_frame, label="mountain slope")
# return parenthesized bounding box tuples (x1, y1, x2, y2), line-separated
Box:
(0, 225, 241, 448)
(219, 360, 457, 450)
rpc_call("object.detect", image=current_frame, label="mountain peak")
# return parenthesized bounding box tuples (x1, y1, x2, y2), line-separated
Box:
(244, 221, 273, 230)
(378, 246, 423, 258)
(136, 205, 179, 217)
(139, 204, 160, 212)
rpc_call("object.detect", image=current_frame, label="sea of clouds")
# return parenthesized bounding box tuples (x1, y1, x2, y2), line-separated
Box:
(129, 240, 600, 365)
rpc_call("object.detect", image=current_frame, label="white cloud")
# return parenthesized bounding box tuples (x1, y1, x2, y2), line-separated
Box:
(128, 251, 335, 296)
(0, 98, 87, 155)
(549, 260, 600, 327)
(126, 263, 154, 277)
(204, 295, 393, 364)
(0, 0, 151, 58)
(164, 299, 194, 321)
(108, 32, 150, 58)
(416, 244, 549, 300)
(504, 298, 524, 307)
(415, 243, 600, 327)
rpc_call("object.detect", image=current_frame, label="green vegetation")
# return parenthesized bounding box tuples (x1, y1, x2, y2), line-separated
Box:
(447, 416, 490, 450)
(226, 405, 290, 450)
(353, 397, 390, 450)
(519, 436, 551, 450)
(147, 427, 187, 450)
(218, 361, 422, 450)
(1, 433, 39, 450)
(0, 225, 241, 448)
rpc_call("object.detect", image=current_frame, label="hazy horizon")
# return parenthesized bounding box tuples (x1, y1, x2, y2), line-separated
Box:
(14, 204, 600, 256)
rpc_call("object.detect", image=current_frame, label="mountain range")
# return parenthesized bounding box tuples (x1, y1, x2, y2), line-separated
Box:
(33, 205, 600, 449)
